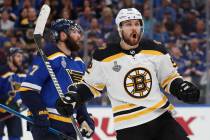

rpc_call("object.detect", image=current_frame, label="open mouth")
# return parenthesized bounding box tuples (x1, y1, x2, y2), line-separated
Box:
(132, 33, 137, 39)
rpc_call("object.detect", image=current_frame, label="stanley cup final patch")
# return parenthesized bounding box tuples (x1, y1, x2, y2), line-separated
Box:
(61, 57, 67, 68)
(112, 61, 121, 72)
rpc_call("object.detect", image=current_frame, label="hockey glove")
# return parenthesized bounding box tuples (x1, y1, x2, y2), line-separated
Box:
(55, 93, 82, 117)
(31, 111, 50, 139)
(77, 114, 95, 138)
(170, 78, 200, 103)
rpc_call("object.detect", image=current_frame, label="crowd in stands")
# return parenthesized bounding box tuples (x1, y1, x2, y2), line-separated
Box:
(0, 0, 208, 105)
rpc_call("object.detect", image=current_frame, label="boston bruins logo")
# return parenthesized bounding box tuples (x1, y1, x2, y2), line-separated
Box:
(124, 67, 152, 98)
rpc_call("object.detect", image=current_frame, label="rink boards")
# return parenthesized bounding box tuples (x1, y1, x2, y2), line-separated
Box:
(3, 106, 210, 140)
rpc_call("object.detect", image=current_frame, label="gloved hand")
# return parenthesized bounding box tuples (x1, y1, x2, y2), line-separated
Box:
(56, 85, 82, 117)
(55, 95, 74, 117)
(175, 81, 200, 103)
(31, 111, 50, 139)
(80, 121, 94, 138)
(77, 114, 95, 138)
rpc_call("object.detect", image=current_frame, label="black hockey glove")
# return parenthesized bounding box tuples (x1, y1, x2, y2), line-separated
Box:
(77, 114, 95, 138)
(55, 85, 82, 117)
(170, 78, 200, 103)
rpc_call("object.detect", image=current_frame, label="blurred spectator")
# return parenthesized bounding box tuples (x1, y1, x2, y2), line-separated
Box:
(92, 0, 111, 19)
(122, 0, 134, 8)
(71, 0, 84, 12)
(133, 0, 144, 10)
(180, 9, 198, 35)
(184, 38, 205, 85)
(153, 23, 169, 43)
(0, 10, 15, 31)
(179, 0, 192, 14)
(189, 19, 207, 49)
(162, 10, 175, 32)
(83, 0, 92, 8)
(0, 0, 18, 16)
(143, 4, 157, 39)
(45, 0, 59, 24)
(155, 0, 176, 22)
(14, 7, 28, 28)
(170, 23, 188, 50)
(22, 0, 33, 9)
(99, 7, 115, 39)
(105, 29, 120, 45)
(1, 30, 25, 50)
(59, 8, 77, 20)
(22, 7, 37, 45)
(118, 0, 134, 9)
(58, 0, 77, 20)
(77, 6, 93, 30)
(153, 0, 162, 8)
(86, 18, 103, 39)
(170, 46, 188, 74)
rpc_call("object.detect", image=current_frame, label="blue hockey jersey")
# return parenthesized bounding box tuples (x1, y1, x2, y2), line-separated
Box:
(0, 65, 25, 119)
(19, 44, 92, 125)
(0, 65, 26, 106)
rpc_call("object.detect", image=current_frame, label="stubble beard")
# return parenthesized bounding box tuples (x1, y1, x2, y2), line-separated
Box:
(122, 31, 141, 46)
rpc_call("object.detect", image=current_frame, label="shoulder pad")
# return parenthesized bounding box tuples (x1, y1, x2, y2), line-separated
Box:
(93, 43, 122, 61)
(140, 39, 168, 55)
(38, 44, 66, 60)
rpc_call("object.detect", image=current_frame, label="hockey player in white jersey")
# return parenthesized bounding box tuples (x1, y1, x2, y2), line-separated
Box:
(55, 8, 200, 140)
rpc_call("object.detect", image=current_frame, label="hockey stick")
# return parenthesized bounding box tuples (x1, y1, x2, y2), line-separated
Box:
(0, 104, 75, 140)
(33, 4, 84, 140)
(0, 105, 27, 121)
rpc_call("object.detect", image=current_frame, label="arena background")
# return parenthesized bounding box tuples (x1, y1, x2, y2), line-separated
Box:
(0, 0, 210, 140)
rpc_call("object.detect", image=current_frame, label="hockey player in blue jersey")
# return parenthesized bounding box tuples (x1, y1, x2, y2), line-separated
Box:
(0, 48, 26, 140)
(19, 19, 95, 140)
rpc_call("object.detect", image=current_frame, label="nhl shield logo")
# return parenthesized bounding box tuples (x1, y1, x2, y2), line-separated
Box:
(61, 57, 67, 68)
(112, 61, 121, 72)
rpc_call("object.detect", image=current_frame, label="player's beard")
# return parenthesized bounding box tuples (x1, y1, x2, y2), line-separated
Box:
(65, 37, 80, 52)
(12, 57, 23, 72)
(122, 30, 141, 46)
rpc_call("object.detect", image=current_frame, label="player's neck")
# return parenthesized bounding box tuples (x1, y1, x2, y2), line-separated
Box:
(57, 42, 71, 56)
(120, 40, 138, 50)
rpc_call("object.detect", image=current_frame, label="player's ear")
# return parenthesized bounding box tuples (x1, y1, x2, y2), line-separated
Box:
(59, 31, 67, 41)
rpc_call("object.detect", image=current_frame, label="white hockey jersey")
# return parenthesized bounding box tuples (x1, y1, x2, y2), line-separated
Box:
(83, 39, 181, 130)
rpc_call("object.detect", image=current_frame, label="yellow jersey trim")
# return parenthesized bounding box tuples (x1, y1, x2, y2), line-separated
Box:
(140, 50, 164, 55)
(1, 72, 14, 78)
(92, 83, 105, 91)
(161, 73, 180, 89)
(89, 86, 101, 97)
(27, 111, 72, 123)
(112, 104, 137, 113)
(102, 53, 126, 62)
(47, 52, 66, 60)
(114, 96, 168, 123)
(18, 87, 33, 92)
(48, 113, 72, 123)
